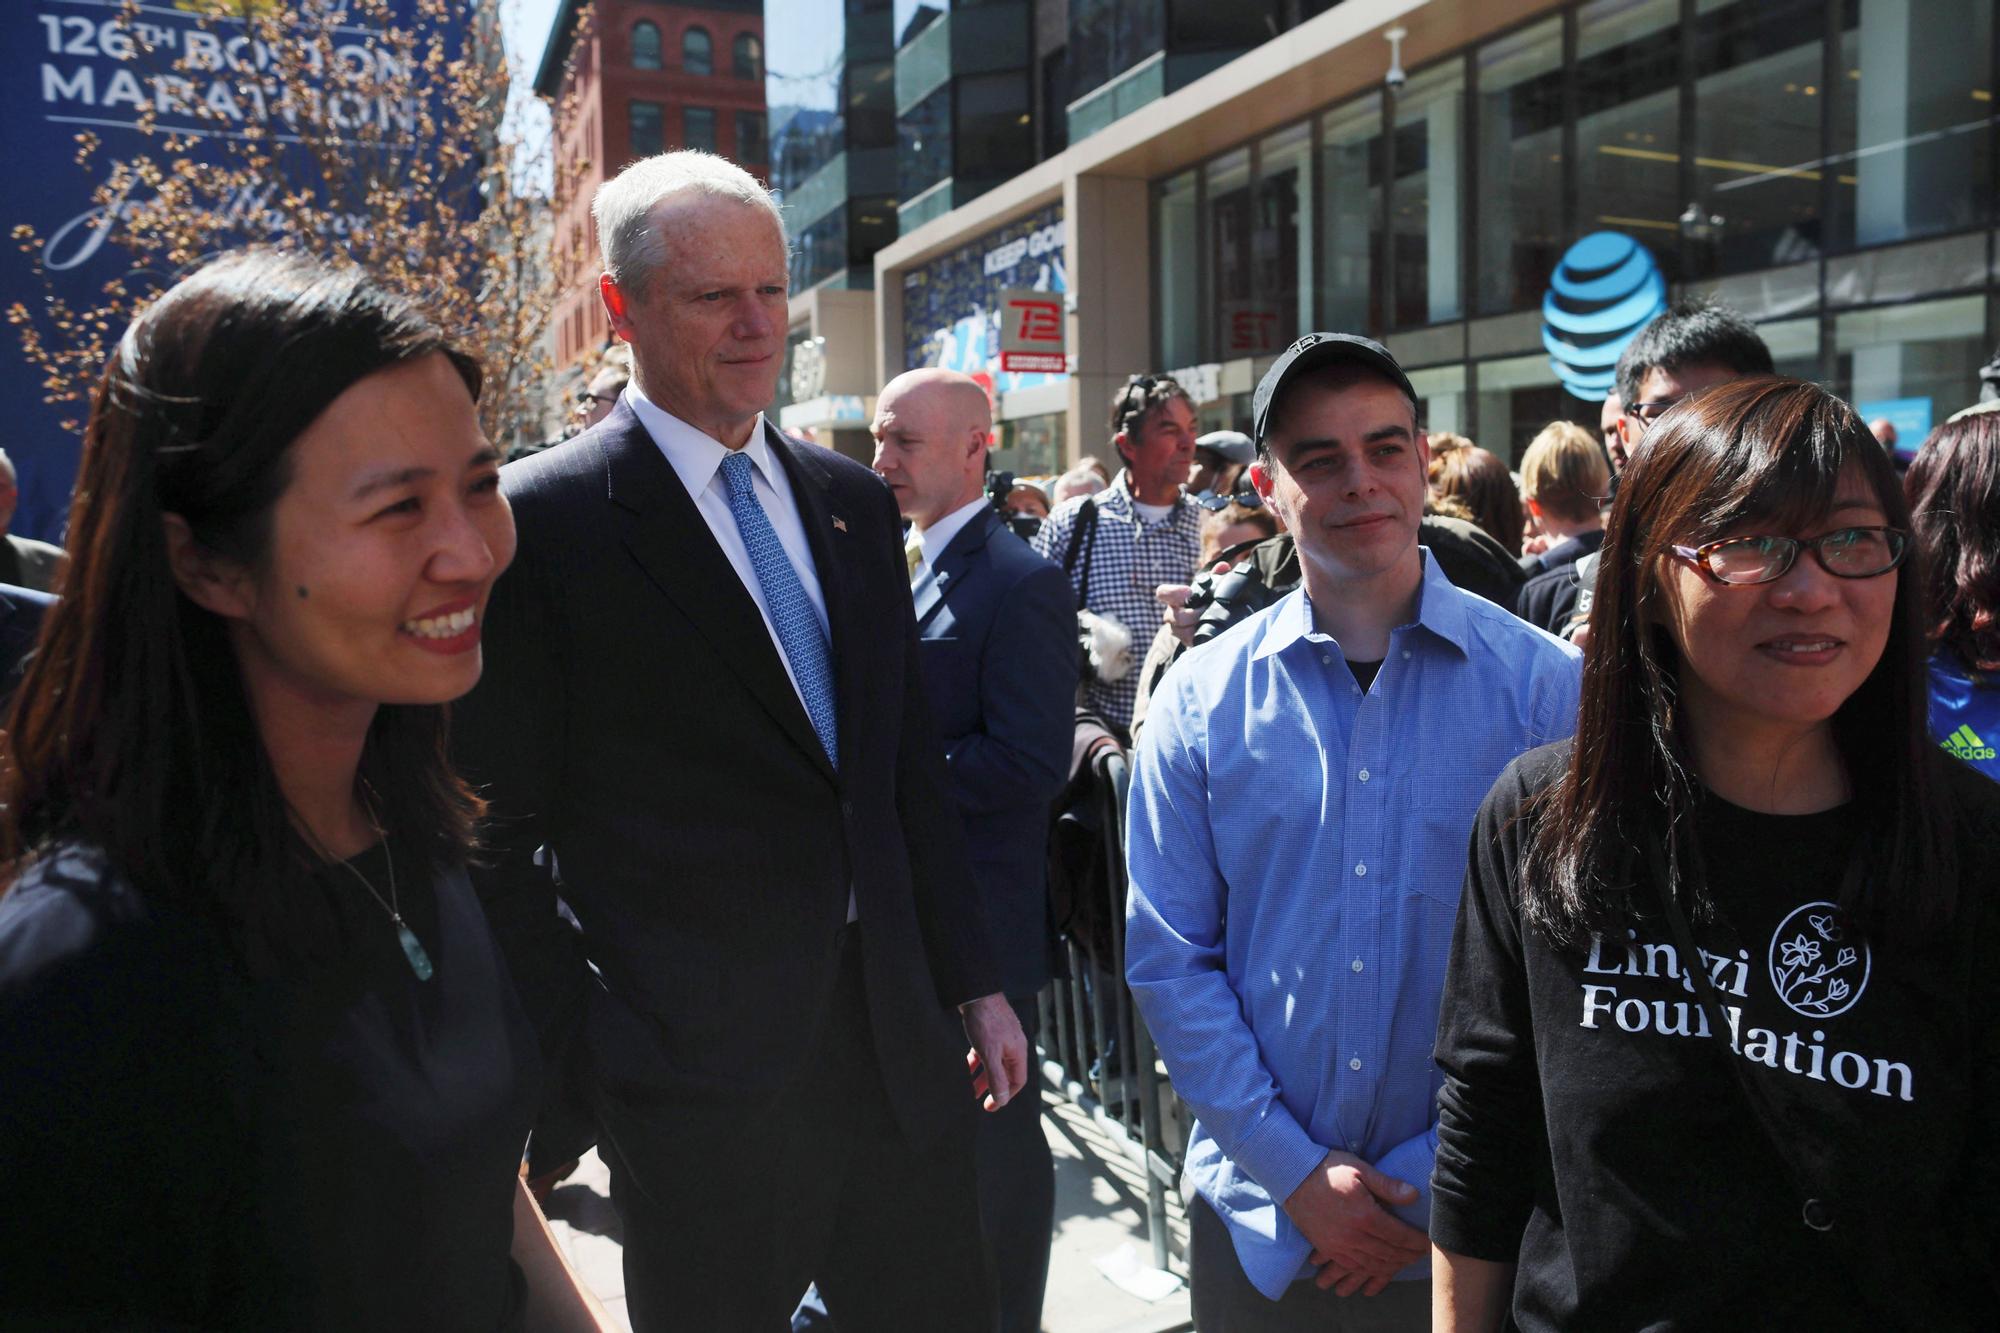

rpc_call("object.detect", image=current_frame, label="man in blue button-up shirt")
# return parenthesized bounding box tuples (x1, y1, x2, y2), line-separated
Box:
(1125, 335, 1581, 1329)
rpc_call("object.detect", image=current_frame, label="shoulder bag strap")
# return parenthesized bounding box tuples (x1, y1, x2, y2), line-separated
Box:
(1062, 497, 1100, 609)
(1645, 830, 1867, 1237)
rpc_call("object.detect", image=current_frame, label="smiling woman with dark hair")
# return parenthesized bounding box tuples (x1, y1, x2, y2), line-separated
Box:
(1429, 377, 2000, 1331)
(0, 251, 600, 1330)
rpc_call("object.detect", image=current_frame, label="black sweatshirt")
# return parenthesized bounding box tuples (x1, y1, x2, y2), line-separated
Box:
(1432, 742, 2000, 1331)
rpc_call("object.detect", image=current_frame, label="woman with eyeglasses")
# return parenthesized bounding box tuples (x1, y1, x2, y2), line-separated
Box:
(0, 252, 606, 1330)
(1429, 377, 2000, 1331)
(1905, 400, 2000, 782)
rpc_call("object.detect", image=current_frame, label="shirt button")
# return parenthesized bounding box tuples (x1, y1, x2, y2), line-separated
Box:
(1349, 1057, 1363, 1071)
(1401, 650, 1412, 660)
(842, 801, 854, 817)
(1354, 862, 1367, 877)
(1321, 653, 1332, 665)
(1351, 958, 1364, 973)
(1358, 768, 1370, 783)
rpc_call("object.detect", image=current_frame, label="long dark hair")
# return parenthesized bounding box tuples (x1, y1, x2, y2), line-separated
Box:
(1521, 376, 1952, 947)
(1905, 405, 2000, 670)
(0, 249, 486, 971)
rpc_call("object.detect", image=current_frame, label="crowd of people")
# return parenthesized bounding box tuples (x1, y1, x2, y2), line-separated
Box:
(0, 145, 1997, 1333)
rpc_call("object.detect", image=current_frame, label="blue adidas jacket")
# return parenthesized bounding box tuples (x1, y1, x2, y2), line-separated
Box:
(1928, 649, 2000, 781)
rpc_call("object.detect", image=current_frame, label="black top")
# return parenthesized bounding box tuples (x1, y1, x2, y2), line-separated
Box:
(1512, 530, 1604, 634)
(1433, 742, 2000, 1331)
(0, 840, 541, 1331)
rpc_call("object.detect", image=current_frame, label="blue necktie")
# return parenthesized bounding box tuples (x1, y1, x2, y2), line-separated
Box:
(719, 450, 838, 767)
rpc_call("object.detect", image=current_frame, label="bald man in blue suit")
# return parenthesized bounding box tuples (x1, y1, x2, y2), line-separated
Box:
(872, 368, 1078, 1333)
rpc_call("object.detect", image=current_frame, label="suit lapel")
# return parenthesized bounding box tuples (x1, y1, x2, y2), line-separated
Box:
(914, 507, 999, 630)
(600, 406, 834, 783)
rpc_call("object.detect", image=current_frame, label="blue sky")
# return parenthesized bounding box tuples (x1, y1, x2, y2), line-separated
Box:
(498, 0, 562, 181)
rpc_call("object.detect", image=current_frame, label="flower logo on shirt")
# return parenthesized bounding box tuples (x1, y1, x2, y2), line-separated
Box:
(1768, 902, 1870, 1019)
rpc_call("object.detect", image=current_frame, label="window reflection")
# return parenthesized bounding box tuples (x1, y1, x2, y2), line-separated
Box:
(736, 111, 768, 163)
(734, 34, 763, 81)
(632, 21, 662, 71)
(1475, 18, 1563, 316)
(1391, 60, 1466, 327)
(1206, 149, 1260, 356)
(685, 107, 717, 154)
(629, 101, 664, 159)
(1156, 170, 1199, 369)
(900, 84, 952, 203)
(1689, 0, 1826, 276)
(1575, 0, 1683, 280)
(1069, 0, 1165, 105)
(1256, 124, 1311, 354)
(1829, 0, 1994, 251)
(684, 27, 714, 77)
(1317, 96, 1383, 336)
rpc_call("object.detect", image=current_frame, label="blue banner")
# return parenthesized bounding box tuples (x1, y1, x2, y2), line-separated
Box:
(1, 0, 465, 543)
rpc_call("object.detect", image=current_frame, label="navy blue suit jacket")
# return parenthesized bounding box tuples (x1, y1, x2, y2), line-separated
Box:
(453, 407, 999, 1148)
(0, 583, 52, 705)
(912, 507, 1077, 998)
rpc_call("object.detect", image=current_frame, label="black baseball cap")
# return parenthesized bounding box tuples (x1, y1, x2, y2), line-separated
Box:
(1252, 333, 1419, 446)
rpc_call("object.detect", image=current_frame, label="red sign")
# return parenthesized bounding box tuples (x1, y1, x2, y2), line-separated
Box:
(998, 287, 1065, 374)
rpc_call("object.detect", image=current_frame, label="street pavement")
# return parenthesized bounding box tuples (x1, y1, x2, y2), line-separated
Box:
(541, 1070, 1193, 1333)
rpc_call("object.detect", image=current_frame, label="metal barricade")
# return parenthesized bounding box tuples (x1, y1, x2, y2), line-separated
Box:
(1039, 747, 1185, 1274)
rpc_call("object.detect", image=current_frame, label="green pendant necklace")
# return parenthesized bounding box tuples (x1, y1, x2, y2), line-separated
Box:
(325, 795, 434, 982)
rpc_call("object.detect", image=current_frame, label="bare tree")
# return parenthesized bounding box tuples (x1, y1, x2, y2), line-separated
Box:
(7, 0, 594, 455)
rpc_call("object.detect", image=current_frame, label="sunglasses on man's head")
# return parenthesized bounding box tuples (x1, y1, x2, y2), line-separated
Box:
(1191, 484, 1262, 512)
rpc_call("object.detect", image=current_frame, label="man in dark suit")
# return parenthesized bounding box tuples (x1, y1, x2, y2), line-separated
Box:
(453, 151, 1027, 1332)
(870, 369, 1076, 1333)
(0, 582, 51, 705)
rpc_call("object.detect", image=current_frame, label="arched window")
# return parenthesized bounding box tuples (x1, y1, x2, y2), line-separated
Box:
(631, 21, 661, 70)
(733, 33, 762, 80)
(683, 27, 713, 77)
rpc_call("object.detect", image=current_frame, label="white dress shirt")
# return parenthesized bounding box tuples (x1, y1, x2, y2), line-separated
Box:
(910, 496, 991, 581)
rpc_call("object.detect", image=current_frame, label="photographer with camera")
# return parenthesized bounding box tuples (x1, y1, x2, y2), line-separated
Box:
(1124, 334, 1581, 1328)
(1031, 375, 1205, 735)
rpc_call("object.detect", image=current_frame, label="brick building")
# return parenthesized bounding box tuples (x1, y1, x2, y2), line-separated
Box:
(536, 0, 767, 377)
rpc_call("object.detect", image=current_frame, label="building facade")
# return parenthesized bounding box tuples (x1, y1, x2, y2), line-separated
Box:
(538, 0, 768, 379)
(875, 0, 1999, 470)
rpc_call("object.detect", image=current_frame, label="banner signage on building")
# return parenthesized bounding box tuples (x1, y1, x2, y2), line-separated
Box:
(1541, 231, 1667, 403)
(998, 288, 1065, 373)
(902, 203, 1067, 402)
(0, 0, 463, 542)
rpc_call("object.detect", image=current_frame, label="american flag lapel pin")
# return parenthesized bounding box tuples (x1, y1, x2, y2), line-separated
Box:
(831, 515, 847, 532)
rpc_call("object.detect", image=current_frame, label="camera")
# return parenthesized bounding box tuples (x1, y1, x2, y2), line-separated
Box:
(1184, 563, 1280, 647)
(1384, 25, 1407, 91)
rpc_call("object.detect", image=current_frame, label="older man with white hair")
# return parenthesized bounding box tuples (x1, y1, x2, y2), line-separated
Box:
(454, 151, 1025, 1332)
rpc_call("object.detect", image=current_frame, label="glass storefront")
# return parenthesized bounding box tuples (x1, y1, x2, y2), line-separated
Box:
(1150, 0, 1999, 454)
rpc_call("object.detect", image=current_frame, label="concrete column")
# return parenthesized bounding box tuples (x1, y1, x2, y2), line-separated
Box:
(1065, 171, 1153, 470)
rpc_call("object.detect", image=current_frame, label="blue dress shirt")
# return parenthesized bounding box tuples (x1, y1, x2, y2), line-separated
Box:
(1124, 552, 1582, 1299)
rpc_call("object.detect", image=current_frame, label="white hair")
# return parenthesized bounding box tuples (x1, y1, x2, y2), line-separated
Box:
(591, 151, 785, 293)
(0, 450, 14, 484)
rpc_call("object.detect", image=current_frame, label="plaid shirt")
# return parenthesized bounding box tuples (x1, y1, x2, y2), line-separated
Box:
(1032, 472, 1204, 730)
